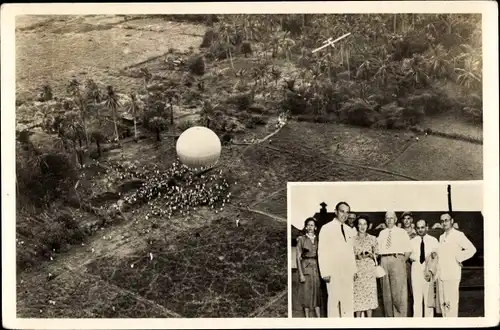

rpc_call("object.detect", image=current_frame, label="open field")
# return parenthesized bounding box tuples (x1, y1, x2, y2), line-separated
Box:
(387, 135, 483, 180)
(421, 113, 483, 142)
(14, 14, 483, 318)
(16, 15, 205, 102)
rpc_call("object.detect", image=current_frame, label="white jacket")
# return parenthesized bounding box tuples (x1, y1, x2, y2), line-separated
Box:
(318, 218, 357, 280)
(437, 228, 476, 281)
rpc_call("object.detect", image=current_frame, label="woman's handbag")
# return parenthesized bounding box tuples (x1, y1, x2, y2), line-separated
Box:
(373, 255, 386, 278)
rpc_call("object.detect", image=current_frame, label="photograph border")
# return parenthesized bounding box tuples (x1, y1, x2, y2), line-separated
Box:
(2, 1, 499, 329)
(287, 180, 486, 320)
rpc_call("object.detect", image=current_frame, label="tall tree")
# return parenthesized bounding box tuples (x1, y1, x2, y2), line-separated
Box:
(67, 79, 90, 147)
(85, 79, 102, 120)
(104, 85, 121, 143)
(129, 93, 140, 142)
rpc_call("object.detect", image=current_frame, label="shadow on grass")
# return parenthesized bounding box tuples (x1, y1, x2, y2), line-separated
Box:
(86, 210, 287, 317)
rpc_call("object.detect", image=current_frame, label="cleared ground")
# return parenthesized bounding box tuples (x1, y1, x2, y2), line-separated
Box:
(387, 135, 483, 181)
(16, 15, 205, 101)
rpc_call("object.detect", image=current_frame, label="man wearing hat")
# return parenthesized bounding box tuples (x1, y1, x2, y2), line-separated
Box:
(401, 211, 417, 316)
(377, 211, 412, 317)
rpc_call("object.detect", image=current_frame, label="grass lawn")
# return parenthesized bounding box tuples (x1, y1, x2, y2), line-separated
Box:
(16, 15, 205, 102)
(387, 135, 483, 181)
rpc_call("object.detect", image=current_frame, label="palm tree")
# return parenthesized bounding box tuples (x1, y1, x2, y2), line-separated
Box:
(165, 89, 179, 126)
(147, 116, 168, 142)
(85, 79, 102, 119)
(104, 85, 121, 143)
(40, 84, 53, 102)
(59, 111, 86, 166)
(201, 100, 215, 129)
(140, 68, 153, 94)
(66, 79, 90, 147)
(89, 129, 106, 158)
(218, 23, 235, 71)
(128, 93, 140, 142)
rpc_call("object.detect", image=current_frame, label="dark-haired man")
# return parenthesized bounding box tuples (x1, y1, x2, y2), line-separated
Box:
(318, 201, 357, 318)
(436, 212, 476, 317)
(347, 212, 357, 230)
(409, 219, 439, 317)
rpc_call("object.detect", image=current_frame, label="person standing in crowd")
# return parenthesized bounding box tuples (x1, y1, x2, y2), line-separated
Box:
(401, 211, 417, 316)
(409, 219, 439, 317)
(318, 202, 357, 318)
(401, 212, 417, 239)
(377, 211, 412, 317)
(436, 212, 476, 317)
(347, 212, 357, 232)
(296, 218, 322, 318)
(353, 215, 379, 317)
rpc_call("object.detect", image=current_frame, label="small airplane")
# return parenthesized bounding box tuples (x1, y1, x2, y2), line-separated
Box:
(312, 33, 352, 54)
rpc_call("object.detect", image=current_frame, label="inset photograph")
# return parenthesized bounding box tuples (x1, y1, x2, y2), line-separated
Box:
(289, 181, 484, 318)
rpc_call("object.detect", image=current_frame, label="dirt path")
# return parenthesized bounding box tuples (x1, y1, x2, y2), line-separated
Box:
(243, 207, 287, 223)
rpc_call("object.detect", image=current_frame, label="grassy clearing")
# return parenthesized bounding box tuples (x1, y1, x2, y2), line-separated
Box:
(421, 113, 483, 142)
(268, 121, 416, 166)
(16, 15, 205, 102)
(84, 210, 286, 317)
(17, 271, 175, 318)
(387, 135, 483, 180)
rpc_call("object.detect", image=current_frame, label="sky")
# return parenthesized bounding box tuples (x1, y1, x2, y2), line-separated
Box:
(288, 181, 483, 228)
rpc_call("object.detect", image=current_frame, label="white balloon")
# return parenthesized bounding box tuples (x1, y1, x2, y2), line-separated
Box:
(176, 126, 222, 168)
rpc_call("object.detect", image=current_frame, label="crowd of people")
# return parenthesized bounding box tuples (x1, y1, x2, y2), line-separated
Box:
(119, 160, 231, 218)
(295, 202, 477, 318)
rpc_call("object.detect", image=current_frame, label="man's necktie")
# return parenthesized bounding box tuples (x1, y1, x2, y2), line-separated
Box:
(341, 224, 346, 242)
(420, 236, 425, 264)
(385, 230, 392, 249)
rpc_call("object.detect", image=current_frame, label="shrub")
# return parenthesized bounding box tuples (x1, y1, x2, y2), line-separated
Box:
(207, 42, 235, 61)
(462, 107, 482, 124)
(281, 15, 306, 37)
(239, 41, 253, 57)
(38, 84, 53, 102)
(200, 29, 218, 48)
(376, 102, 406, 129)
(339, 98, 378, 127)
(16, 146, 78, 208)
(177, 119, 197, 132)
(245, 115, 267, 128)
(389, 30, 431, 61)
(402, 89, 453, 116)
(227, 92, 253, 111)
(280, 89, 308, 115)
(182, 89, 203, 106)
(187, 55, 206, 76)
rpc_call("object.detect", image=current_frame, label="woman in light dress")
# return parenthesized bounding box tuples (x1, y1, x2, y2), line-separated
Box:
(353, 215, 379, 317)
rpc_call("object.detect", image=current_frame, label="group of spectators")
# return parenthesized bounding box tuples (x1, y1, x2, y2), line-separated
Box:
(295, 202, 476, 318)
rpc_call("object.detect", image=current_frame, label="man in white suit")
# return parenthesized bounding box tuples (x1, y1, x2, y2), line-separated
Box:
(409, 219, 439, 317)
(436, 212, 476, 317)
(318, 201, 357, 318)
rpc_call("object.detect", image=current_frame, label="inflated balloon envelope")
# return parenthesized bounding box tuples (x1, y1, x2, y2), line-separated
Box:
(176, 126, 222, 169)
